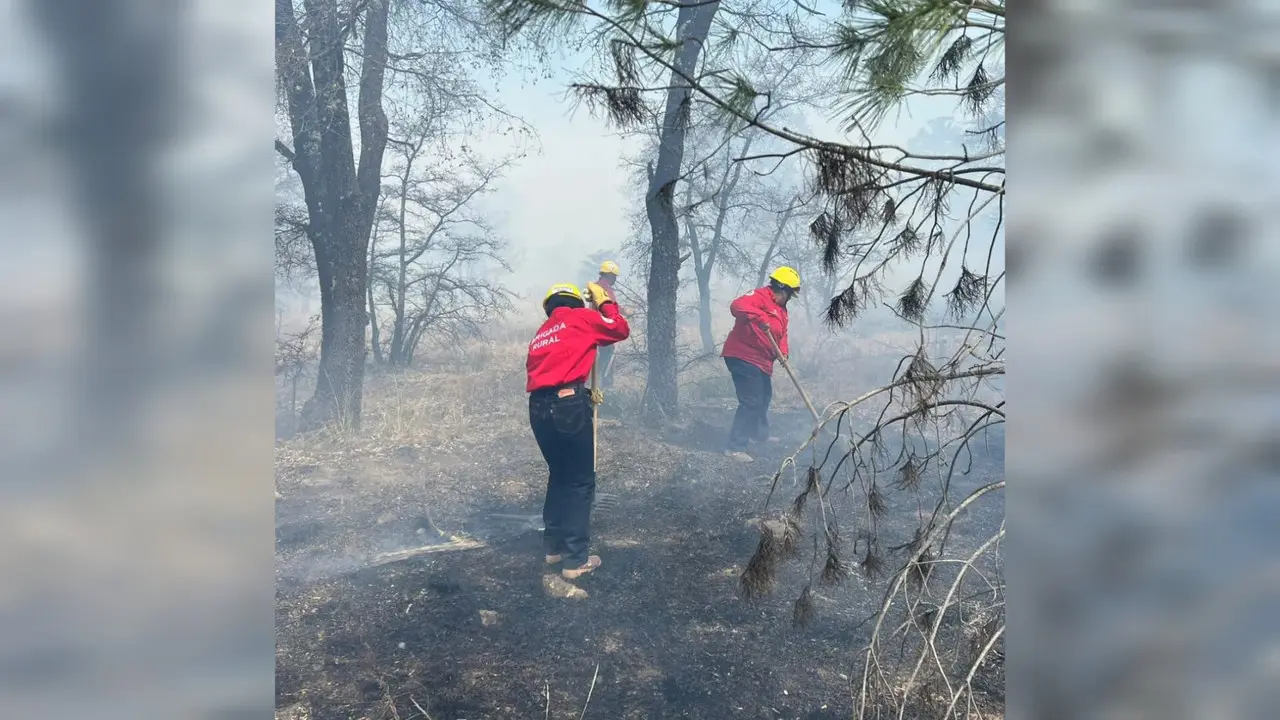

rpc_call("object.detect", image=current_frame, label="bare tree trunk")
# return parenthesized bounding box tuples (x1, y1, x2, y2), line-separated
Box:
(696, 269, 715, 353)
(693, 135, 751, 355)
(682, 186, 717, 355)
(755, 205, 795, 288)
(277, 0, 390, 431)
(685, 220, 717, 355)
(388, 274, 408, 366)
(368, 227, 384, 366)
(387, 149, 414, 368)
(406, 315, 428, 367)
(388, 317, 405, 366)
(644, 0, 720, 421)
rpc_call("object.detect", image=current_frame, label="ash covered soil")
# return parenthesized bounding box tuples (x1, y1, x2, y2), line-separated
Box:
(275, 372, 1004, 720)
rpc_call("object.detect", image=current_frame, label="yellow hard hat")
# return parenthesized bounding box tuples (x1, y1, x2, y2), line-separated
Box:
(769, 266, 801, 292)
(600, 260, 621, 275)
(543, 283, 583, 307)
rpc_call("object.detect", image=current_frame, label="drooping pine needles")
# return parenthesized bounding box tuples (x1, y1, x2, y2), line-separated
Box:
(903, 347, 944, 408)
(895, 276, 929, 322)
(809, 211, 843, 272)
(945, 265, 988, 319)
(792, 584, 816, 628)
(740, 515, 802, 600)
(821, 525, 849, 586)
(893, 453, 923, 492)
(740, 523, 779, 600)
(908, 546, 936, 589)
(867, 481, 887, 521)
(789, 467, 821, 519)
(570, 83, 645, 128)
(860, 542, 884, 580)
(892, 226, 922, 257)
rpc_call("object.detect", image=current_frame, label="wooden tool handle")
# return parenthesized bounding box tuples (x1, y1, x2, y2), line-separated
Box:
(764, 329, 821, 423)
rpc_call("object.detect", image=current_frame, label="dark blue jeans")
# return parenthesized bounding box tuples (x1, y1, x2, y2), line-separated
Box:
(725, 357, 772, 451)
(529, 386, 596, 567)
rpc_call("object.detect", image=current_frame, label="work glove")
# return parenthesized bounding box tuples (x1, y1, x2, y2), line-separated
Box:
(585, 282, 612, 309)
(590, 388, 605, 405)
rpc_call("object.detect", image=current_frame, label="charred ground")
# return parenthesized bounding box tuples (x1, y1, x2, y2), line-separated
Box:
(275, 341, 1003, 719)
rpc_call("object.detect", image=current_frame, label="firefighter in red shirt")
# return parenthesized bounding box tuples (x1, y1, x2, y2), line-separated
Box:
(587, 260, 623, 389)
(720, 266, 801, 462)
(526, 281, 630, 579)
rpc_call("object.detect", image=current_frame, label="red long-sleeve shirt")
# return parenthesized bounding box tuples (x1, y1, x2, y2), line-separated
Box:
(526, 302, 631, 392)
(721, 286, 788, 375)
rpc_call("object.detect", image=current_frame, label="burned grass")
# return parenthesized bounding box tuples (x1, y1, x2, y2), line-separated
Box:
(275, 341, 1003, 719)
(276, 427, 868, 718)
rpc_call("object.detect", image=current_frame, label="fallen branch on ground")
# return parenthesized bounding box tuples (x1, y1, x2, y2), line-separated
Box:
(369, 537, 486, 566)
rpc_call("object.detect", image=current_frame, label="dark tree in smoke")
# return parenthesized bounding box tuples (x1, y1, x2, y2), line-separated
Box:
(276, 0, 391, 432)
(275, 0, 515, 430)
(634, 0, 725, 421)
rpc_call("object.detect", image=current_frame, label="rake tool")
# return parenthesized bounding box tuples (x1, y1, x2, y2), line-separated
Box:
(601, 343, 617, 386)
(587, 354, 621, 511)
(590, 357, 600, 471)
(764, 327, 821, 424)
(586, 294, 618, 511)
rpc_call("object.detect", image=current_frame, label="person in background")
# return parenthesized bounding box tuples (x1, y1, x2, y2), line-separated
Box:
(590, 260, 623, 389)
(719, 267, 801, 462)
(525, 282, 630, 579)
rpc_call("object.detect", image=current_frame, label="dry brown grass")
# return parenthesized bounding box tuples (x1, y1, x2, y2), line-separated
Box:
(274, 321, 945, 483)
(275, 339, 530, 479)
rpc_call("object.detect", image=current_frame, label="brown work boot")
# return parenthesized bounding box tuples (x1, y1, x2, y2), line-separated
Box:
(561, 555, 601, 579)
(544, 554, 562, 565)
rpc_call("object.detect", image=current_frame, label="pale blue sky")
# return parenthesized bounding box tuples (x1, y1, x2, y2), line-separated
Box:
(479, 49, 976, 304)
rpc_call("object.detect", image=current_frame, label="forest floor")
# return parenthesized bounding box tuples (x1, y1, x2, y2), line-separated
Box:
(274, 336, 1004, 720)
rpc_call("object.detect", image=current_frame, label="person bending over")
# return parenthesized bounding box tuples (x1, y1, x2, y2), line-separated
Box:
(720, 266, 800, 462)
(525, 282, 630, 578)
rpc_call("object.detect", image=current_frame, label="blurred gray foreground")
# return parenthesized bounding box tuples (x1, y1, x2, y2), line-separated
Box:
(1011, 2, 1280, 718)
(0, 1, 274, 718)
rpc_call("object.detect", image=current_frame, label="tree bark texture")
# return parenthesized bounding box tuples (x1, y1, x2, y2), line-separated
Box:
(276, 0, 390, 430)
(368, 228, 384, 366)
(643, 0, 720, 420)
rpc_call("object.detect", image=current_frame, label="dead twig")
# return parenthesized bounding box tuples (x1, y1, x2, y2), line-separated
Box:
(895, 524, 1005, 720)
(409, 696, 435, 720)
(943, 623, 1005, 718)
(856, 481, 1005, 720)
(579, 663, 600, 720)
